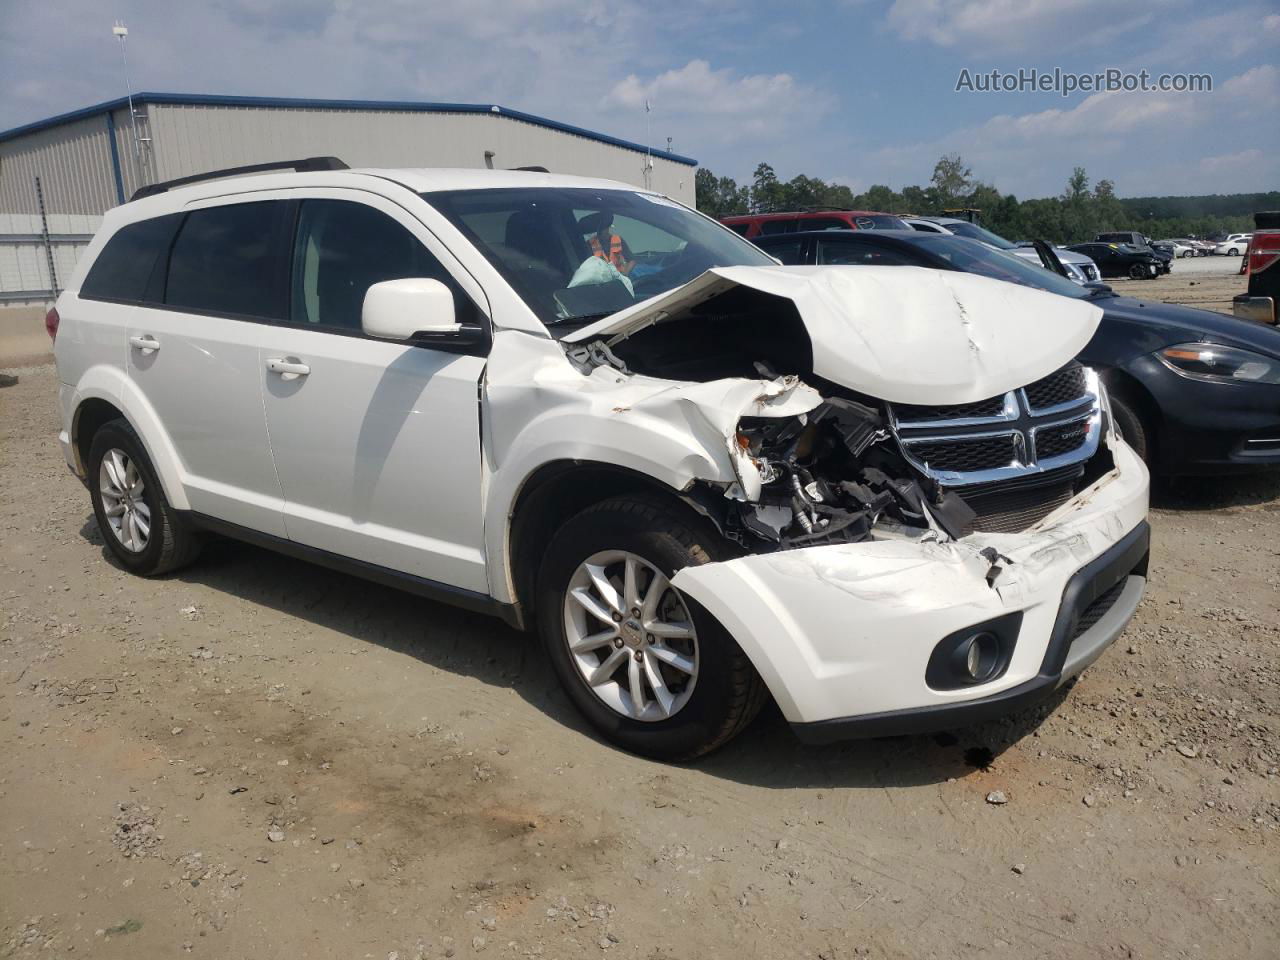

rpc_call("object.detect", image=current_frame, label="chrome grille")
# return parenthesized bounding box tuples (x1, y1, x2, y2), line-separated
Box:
(889, 363, 1101, 488)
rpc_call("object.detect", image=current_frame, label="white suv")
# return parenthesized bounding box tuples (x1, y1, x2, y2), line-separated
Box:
(50, 159, 1151, 759)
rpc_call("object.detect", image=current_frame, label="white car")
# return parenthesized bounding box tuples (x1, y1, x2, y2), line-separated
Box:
(50, 161, 1150, 759)
(1214, 233, 1251, 256)
(1157, 239, 1197, 259)
(902, 217, 1102, 284)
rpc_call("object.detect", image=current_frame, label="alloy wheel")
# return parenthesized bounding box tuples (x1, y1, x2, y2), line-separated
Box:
(99, 448, 151, 553)
(562, 550, 699, 721)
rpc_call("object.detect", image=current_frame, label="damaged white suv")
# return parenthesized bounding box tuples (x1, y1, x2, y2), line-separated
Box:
(52, 163, 1150, 759)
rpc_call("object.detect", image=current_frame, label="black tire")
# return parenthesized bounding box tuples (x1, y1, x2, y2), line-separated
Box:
(88, 418, 202, 576)
(1127, 263, 1146, 280)
(1109, 393, 1151, 465)
(535, 495, 767, 761)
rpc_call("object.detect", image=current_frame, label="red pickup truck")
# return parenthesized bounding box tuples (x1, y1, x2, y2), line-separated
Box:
(1235, 211, 1280, 325)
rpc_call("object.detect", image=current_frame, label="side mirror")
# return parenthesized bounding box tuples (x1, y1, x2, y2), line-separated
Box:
(362, 277, 467, 342)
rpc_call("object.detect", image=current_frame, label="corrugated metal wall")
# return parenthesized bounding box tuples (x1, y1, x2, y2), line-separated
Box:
(0, 111, 128, 215)
(1, 102, 694, 217)
(0, 213, 101, 306)
(148, 104, 693, 202)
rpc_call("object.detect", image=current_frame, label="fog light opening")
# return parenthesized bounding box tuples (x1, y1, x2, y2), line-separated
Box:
(955, 632, 1000, 683)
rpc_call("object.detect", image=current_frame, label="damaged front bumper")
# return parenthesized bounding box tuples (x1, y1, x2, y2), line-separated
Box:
(670, 440, 1150, 738)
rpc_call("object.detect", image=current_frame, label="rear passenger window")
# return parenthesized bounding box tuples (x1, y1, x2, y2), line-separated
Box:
(763, 239, 804, 264)
(289, 200, 474, 331)
(759, 219, 798, 235)
(800, 218, 851, 232)
(165, 201, 290, 319)
(817, 241, 913, 266)
(80, 214, 182, 304)
(725, 222, 750, 236)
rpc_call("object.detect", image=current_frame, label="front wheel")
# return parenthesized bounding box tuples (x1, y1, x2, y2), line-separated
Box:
(536, 496, 766, 760)
(1109, 393, 1151, 465)
(1128, 263, 1147, 280)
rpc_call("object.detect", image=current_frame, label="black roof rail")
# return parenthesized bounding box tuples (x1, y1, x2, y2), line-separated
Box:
(130, 156, 349, 201)
(510, 165, 550, 173)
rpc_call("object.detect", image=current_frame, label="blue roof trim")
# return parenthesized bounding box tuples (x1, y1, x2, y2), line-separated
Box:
(0, 92, 698, 166)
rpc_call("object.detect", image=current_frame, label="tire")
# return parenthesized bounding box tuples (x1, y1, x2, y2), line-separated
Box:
(1109, 393, 1151, 465)
(1227, 247, 1238, 257)
(88, 418, 202, 576)
(535, 495, 766, 761)
(1128, 263, 1146, 280)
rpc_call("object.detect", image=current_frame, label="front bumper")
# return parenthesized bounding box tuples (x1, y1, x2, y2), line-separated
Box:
(791, 523, 1147, 742)
(671, 440, 1150, 732)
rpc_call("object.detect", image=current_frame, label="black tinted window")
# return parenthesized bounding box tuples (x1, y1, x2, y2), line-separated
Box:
(165, 202, 289, 319)
(290, 200, 470, 331)
(759, 219, 798, 235)
(800, 217, 851, 232)
(817, 240, 915, 266)
(80, 214, 182, 303)
(761, 238, 805, 264)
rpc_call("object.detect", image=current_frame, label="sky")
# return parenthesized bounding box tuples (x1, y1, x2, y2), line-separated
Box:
(1, 0, 1277, 200)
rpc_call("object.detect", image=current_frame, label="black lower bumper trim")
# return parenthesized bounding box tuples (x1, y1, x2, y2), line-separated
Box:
(790, 520, 1151, 745)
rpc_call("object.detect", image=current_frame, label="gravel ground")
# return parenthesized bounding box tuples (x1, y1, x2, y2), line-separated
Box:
(2, 354, 1277, 959)
(1105, 256, 1246, 315)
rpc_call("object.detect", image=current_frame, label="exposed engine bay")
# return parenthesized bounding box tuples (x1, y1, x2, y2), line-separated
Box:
(565, 279, 1112, 554)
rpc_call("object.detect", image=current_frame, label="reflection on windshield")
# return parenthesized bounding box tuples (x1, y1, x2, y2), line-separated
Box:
(912, 236, 1089, 299)
(423, 187, 775, 332)
(945, 221, 1017, 250)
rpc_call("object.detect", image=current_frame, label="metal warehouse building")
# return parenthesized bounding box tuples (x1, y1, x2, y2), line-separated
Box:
(0, 92, 697, 303)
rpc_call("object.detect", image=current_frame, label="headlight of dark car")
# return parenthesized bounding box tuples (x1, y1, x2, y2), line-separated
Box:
(1157, 343, 1280, 385)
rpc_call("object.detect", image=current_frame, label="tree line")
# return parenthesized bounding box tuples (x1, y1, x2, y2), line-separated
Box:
(694, 155, 1271, 244)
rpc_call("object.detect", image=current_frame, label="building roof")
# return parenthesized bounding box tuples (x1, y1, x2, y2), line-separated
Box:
(0, 92, 697, 166)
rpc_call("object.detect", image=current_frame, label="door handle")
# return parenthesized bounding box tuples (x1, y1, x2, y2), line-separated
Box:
(266, 357, 311, 378)
(129, 335, 160, 353)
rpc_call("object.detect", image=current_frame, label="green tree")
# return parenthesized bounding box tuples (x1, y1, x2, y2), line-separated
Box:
(1064, 167, 1090, 203)
(930, 154, 973, 207)
(750, 163, 782, 213)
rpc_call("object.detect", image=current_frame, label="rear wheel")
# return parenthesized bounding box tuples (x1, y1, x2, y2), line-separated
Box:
(88, 419, 202, 575)
(1128, 263, 1146, 280)
(536, 495, 766, 760)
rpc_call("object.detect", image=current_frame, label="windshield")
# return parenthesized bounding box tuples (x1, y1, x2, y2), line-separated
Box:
(941, 220, 1017, 250)
(423, 187, 775, 331)
(911, 235, 1090, 300)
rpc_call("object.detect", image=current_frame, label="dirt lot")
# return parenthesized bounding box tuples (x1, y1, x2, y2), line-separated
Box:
(2, 273, 1277, 958)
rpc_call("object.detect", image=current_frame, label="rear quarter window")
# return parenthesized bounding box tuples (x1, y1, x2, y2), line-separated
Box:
(79, 214, 183, 304)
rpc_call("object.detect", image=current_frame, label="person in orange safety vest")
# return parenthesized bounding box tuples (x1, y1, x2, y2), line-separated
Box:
(583, 213, 635, 275)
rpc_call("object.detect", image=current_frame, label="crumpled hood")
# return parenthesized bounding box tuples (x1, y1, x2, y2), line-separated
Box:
(563, 265, 1103, 405)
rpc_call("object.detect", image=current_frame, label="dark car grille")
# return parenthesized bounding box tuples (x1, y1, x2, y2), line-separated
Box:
(893, 395, 1008, 423)
(1071, 577, 1128, 641)
(1035, 418, 1092, 460)
(957, 465, 1083, 534)
(1024, 364, 1088, 411)
(910, 434, 1017, 473)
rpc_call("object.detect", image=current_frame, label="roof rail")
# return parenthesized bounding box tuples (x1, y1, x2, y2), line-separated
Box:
(130, 156, 349, 201)
(510, 165, 550, 173)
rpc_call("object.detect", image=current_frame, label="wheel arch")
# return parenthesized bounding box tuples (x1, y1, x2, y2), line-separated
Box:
(1098, 366, 1163, 466)
(502, 460, 720, 629)
(69, 372, 189, 510)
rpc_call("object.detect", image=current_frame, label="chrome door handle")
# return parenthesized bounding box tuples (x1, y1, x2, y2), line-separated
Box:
(129, 335, 160, 353)
(266, 357, 311, 377)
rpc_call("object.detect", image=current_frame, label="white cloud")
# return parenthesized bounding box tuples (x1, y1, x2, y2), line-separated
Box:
(883, 0, 1151, 52)
(604, 60, 836, 141)
(1199, 148, 1262, 174)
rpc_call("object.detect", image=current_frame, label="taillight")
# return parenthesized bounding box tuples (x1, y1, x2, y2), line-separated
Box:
(1248, 230, 1280, 277)
(45, 306, 60, 341)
